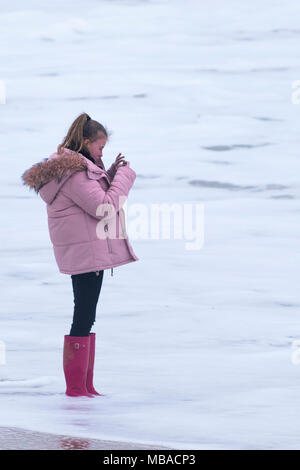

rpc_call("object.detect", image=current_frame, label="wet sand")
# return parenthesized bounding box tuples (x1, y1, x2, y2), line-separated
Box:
(0, 426, 173, 450)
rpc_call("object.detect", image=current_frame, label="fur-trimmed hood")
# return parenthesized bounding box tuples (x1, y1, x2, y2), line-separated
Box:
(21, 148, 110, 205)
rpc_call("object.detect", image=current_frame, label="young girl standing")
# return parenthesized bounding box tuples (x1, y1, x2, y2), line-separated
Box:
(21, 113, 139, 397)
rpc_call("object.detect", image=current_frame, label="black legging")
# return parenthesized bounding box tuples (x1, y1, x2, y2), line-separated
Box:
(70, 270, 104, 336)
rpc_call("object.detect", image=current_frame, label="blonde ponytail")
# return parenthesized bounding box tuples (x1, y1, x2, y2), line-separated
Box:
(57, 113, 109, 156)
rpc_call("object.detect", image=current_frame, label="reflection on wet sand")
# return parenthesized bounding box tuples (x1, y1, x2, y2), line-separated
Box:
(0, 426, 173, 450)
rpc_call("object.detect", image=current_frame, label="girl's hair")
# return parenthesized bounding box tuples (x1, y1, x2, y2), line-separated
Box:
(57, 112, 111, 156)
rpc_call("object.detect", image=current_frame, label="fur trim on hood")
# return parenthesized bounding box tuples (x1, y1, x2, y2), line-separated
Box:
(21, 150, 89, 194)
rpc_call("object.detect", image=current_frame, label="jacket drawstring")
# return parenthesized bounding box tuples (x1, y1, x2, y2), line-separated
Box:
(96, 268, 113, 277)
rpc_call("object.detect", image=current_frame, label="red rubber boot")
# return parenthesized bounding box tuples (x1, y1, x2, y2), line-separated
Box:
(63, 335, 94, 397)
(86, 333, 104, 396)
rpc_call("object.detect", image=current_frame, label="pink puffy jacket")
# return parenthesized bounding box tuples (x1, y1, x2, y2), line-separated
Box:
(21, 147, 139, 275)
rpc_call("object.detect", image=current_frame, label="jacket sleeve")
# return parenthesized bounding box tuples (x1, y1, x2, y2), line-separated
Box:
(62, 165, 136, 220)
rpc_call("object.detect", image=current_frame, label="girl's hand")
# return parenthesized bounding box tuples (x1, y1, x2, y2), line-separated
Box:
(113, 153, 125, 170)
(113, 153, 130, 169)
